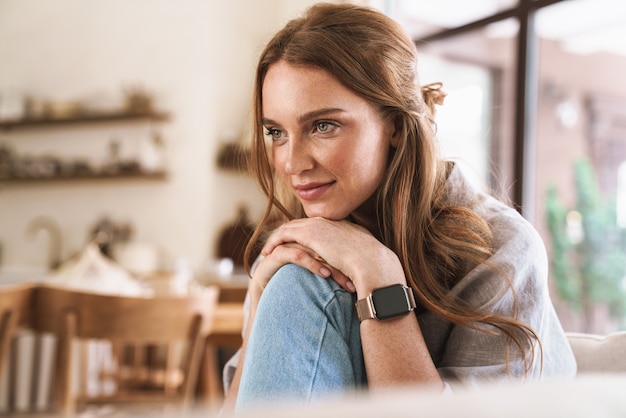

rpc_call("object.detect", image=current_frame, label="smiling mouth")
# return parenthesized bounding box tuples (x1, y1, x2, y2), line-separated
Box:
(295, 182, 335, 201)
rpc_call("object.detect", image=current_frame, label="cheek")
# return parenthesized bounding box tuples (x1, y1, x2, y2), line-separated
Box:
(271, 146, 287, 174)
(352, 134, 391, 170)
(331, 147, 383, 189)
(271, 147, 297, 193)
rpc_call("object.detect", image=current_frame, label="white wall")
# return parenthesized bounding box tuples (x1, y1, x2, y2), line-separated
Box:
(0, 0, 325, 273)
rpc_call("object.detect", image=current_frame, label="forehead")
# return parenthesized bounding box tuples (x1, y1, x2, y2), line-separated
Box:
(261, 61, 369, 119)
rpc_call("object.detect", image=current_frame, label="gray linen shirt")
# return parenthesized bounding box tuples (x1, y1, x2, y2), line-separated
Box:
(223, 165, 577, 391)
(418, 165, 576, 386)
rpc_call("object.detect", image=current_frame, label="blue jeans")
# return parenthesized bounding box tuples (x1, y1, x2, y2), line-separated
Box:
(235, 263, 366, 411)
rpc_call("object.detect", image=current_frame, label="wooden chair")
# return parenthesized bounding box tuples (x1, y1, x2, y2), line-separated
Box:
(0, 283, 36, 409)
(35, 284, 219, 415)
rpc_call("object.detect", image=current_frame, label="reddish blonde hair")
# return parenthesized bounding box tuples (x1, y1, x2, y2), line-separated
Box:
(244, 2, 539, 375)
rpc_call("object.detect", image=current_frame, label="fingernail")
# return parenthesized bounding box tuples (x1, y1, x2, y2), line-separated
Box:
(346, 280, 356, 292)
(320, 267, 331, 277)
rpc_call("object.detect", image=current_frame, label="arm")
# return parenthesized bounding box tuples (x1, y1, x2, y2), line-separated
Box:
(349, 244, 442, 390)
(260, 218, 444, 390)
(360, 311, 442, 389)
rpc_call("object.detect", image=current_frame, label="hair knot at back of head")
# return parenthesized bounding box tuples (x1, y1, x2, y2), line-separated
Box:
(421, 82, 446, 117)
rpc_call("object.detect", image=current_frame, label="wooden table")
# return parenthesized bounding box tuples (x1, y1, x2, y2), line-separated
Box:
(210, 302, 245, 346)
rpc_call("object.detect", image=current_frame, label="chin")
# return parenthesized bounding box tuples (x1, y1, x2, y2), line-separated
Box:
(303, 207, 348, 221)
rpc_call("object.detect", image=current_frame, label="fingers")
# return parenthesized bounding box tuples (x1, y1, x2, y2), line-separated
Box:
(278, 244, 331, 278)
(260, 218, 321, 256)
(284, 245, 357, 293)
(326, 265, 356, 293)
(257, 218, 363, 294)
(253, 243, 356, 293)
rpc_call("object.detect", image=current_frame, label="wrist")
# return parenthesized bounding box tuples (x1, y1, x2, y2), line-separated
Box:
(355, 284, 417, 321)
(352, 251, 406, 296)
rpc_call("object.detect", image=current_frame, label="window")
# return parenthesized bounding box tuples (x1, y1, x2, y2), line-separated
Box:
(376, 0, 626, 333)
(419, 54, 494, 191)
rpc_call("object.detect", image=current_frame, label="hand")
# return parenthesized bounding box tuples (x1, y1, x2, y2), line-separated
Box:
(250, 240, 354, 301)
(260, 217, 406, 296)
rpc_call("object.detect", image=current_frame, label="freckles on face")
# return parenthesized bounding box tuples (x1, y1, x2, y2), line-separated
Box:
(261, 61, 395, 221)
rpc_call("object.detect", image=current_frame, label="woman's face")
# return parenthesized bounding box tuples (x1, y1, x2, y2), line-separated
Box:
(262, 61, 397, 222)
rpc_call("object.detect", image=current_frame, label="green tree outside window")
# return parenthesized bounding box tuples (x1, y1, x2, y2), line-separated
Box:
(545, 159, 626, 332)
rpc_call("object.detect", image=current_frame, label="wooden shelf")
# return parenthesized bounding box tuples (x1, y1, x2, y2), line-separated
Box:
(217, 143, 249, 172)
(0, 110, 169, 130)
(0, 171, 167, 184)
(0, 107, 171, 186)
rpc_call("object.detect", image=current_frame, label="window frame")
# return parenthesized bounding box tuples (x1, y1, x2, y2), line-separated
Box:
(414, 0, 565, 220)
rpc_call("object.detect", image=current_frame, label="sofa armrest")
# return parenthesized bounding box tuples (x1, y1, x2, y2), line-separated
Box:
(566, 331, 626, 374)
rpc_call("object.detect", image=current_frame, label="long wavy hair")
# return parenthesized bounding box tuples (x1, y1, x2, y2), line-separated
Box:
(244, 2, 539, 375)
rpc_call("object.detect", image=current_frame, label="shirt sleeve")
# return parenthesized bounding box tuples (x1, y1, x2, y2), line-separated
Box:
(222, 285, 251, 393)
(419, 198, 577, 387)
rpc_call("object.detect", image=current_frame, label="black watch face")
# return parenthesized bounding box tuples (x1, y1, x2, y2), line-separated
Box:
(372, 285, 410, 320)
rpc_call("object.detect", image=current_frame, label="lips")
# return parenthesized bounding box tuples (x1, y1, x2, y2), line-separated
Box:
(294, 181, 335, 201)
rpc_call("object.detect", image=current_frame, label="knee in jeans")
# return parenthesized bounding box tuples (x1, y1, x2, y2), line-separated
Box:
(262, 263, 337, 306)
(265, 263, 320, 292)
(255, 263, 357, 343)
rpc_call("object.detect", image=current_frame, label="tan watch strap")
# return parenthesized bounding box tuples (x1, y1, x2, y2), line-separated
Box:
(355, 296, 376, 321)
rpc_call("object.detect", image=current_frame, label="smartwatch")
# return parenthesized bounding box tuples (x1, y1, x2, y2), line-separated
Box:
(355, 284, 417, 321)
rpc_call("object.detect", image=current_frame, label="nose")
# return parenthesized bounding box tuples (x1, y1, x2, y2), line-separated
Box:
(283, 138, 314, 175)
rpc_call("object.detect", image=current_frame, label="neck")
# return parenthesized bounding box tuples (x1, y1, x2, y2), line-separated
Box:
(349, 193, 383, 241)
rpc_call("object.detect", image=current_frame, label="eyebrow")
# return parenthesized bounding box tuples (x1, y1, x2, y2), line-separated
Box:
(262, 107, 346, 126)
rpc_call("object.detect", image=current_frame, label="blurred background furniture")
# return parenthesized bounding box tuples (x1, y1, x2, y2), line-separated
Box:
(0, 278, 246, 415)
(3, 279, 626, 417)
(0, 283, 36, 411)
(35, 284, 219, 415)
(566, 331, 626, 374)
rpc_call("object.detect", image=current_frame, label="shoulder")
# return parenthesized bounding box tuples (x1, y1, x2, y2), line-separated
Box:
(443, 164, 545, 260)
(442, 165, 549, 304)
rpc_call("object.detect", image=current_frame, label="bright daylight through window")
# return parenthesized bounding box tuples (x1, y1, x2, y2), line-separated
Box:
(376, 0, 626, 333)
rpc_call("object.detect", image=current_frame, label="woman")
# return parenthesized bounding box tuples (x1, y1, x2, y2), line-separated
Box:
(223, 2, 576, 412)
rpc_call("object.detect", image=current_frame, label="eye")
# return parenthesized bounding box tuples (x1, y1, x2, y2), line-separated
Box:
(264, 127, 284, 141)
(314, 121, 336, 134)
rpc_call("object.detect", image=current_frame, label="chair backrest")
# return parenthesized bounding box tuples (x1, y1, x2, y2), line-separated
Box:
(567, 331, 626, 374)
(0, 283, 36, 381)
(34, 284, 219, 415)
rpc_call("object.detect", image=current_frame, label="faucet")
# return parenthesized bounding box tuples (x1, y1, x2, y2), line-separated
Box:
(26, 216, 63, 271)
